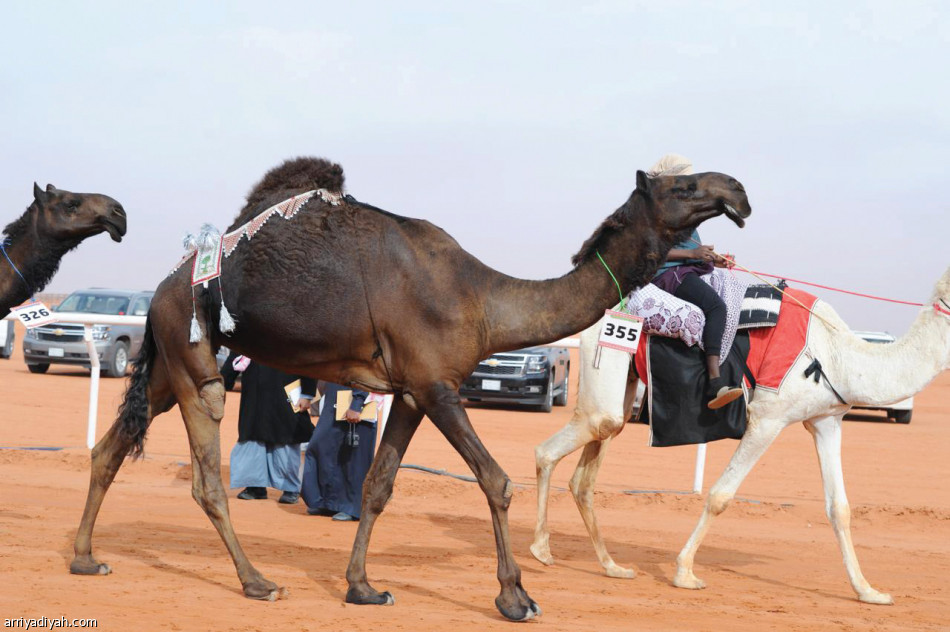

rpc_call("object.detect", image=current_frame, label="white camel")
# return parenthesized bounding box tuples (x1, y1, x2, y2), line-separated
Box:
(532, 266, 950, 605)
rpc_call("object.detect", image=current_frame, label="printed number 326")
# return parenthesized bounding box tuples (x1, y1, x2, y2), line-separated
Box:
(603, 322, 637, 341)
(21, 308, 50, 322)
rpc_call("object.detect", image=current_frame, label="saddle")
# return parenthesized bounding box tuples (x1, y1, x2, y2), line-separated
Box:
(627, 280, 816, 447)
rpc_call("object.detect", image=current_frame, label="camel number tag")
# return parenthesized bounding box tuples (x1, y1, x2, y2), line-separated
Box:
(10, 300, 56, 329)
(192, 233, 223, 286)
(597, 309, 644, 354)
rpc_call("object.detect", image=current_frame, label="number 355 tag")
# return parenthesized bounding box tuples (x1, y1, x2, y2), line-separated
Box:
(9, 301, 55, 329)
(597, 309, 644, 354)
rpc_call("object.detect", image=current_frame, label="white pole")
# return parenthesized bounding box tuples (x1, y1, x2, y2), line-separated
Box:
(84, 325, 101, 450)
(692, 443, 707, 494)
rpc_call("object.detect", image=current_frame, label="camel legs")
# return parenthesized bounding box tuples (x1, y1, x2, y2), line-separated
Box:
(70, 420, 148, 575)
(531, 378, 636, 577)
(567, 436, 636, 578)
(71, 359, 174, 576)
(345, 398, 424, 606)
(531, 422, 595, 567)
(673, 414, 785, 590)
(804, 415, 893, 604)
(175, 371, 283, 600)
(425, 383, 541, 621)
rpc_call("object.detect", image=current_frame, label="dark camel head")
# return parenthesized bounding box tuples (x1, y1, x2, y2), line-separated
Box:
(30, 183, 127, 243)
(571, 170, 751, 268)
(635, 170, 751, 234)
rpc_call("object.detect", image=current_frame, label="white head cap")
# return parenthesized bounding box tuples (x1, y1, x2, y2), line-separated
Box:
(647, 153, 693, 177)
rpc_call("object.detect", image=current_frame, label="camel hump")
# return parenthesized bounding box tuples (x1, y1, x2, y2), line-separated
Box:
(246, 157, 345, 208)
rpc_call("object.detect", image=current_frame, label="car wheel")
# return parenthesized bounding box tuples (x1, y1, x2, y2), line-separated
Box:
(891, 409, 912, 424)
(538, 376, 554, 413)
(105, 341, 129, 378)
(1, 338, 12, 359)
(27, 363, 49, 374)
(554, 366, 569, 406)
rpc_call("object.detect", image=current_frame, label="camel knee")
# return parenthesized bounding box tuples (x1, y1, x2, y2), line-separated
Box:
(707, 490, 733, 516)
(198, 379, 226, 422)
(362, 478, 395, 515)
(594, 415, 624, 441)
(535, 445, 558, 472)
(486, 477, 514, 511)
(827, 500, 851, 529)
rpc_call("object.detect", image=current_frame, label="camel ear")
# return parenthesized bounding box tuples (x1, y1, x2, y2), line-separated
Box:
(33, 182, 48, 204)
(45, 183, 57, 194)
(636, 170, 652, 194)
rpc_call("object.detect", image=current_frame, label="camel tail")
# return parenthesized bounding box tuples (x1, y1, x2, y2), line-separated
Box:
(117, 313, 156, 459)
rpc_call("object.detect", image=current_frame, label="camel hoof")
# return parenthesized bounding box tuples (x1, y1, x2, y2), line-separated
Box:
(672, 570, 706, 590)
(495, 585, 542, 621)
(345, 587, 395, 606)
(243, 580, 284, 601)
(529, 543, 554, 566)
(858, 591, 893, 605)
(69, 557, 111, 576)
(605, 563, 636, 579)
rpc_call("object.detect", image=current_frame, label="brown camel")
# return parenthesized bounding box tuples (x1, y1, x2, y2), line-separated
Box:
(1, 184, 127, 315)
(70, 157, 751, 621)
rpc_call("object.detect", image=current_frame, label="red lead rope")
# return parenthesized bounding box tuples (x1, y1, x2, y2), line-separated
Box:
(743, 270, 925, 307)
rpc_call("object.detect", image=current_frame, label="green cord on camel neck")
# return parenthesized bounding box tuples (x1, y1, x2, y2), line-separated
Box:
(595, 250, 625, 312)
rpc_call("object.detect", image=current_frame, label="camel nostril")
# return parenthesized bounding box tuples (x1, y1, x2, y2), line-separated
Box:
(112, 204, 126, 218)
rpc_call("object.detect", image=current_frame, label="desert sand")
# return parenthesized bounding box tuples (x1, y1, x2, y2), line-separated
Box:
(1, 324, 948, 631)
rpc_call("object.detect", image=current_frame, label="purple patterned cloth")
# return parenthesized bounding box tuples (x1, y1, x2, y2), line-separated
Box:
(624, 269, 747, 365)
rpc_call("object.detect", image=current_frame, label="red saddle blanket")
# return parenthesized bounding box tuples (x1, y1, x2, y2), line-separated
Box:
(744, 287, 817, 392)
(635, 287, 818, 394)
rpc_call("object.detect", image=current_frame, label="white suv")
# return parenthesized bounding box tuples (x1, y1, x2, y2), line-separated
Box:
(851, 331, 913, 424)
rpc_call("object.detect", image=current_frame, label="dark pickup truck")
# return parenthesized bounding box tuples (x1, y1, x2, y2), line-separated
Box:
(460, 345, 570, 412)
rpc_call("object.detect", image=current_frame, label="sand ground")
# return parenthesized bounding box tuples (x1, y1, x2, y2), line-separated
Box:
(1, 325, 948, 631)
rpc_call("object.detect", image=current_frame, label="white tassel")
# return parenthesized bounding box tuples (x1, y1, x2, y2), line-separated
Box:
(189, 314, 202, 343)
(219, 300, 236, 334)
(182, 233, 198, 251)
(198, 223, 219, 249)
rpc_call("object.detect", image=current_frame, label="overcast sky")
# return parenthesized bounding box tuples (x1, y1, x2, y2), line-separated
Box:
(2, 1, 947, 335)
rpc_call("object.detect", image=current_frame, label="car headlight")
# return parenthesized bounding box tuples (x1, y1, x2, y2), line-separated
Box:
(91, 325, 111, 341)
(526, 354, 548, 374)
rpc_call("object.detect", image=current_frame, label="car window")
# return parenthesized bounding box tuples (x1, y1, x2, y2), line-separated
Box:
(130, 297, 150, 316)
(57, 293, 131, 315)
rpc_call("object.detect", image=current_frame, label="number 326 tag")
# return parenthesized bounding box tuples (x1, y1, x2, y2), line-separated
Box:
(9, 301, 56, 329)
(597, 309, 644, 354)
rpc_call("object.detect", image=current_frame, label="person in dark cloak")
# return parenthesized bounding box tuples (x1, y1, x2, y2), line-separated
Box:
(301, 381, 377, 521)
(221, 351, 315, 504)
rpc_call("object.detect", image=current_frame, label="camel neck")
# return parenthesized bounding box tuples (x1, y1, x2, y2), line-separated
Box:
(0, 228, 77, 308)
(483, 222, 667, 354)
(1, 235, 34, 298)
(835, 307, 950, 406)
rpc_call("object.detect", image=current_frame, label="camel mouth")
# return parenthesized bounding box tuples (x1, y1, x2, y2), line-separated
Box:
(100, 217, 126, 242)
(723, 203, 746, 228)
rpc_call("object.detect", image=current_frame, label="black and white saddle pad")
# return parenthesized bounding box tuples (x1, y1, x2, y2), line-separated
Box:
(737, 283, 783, 329)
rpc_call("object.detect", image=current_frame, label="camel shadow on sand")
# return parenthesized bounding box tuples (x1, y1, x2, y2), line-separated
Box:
(61, 506, 808, 616)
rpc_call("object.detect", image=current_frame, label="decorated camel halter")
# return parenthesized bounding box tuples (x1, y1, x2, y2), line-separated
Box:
(173, 188, 342, 343)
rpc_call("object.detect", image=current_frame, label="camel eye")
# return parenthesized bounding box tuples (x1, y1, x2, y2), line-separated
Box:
(671, 187, 692, 200)
(64, 199, 81, 213)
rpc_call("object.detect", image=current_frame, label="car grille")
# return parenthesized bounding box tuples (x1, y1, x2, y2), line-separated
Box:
(473, 353, 527, 376)
(35, 325, 85, 343)
(476, 364, 521, 376)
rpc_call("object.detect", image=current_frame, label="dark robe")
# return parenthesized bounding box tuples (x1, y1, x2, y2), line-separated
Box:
(220, 351, 315, 445)
(301, 382, 377, 518)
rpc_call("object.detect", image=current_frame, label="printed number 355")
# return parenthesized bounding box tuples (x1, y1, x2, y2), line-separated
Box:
(604, 322, 637, 341)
